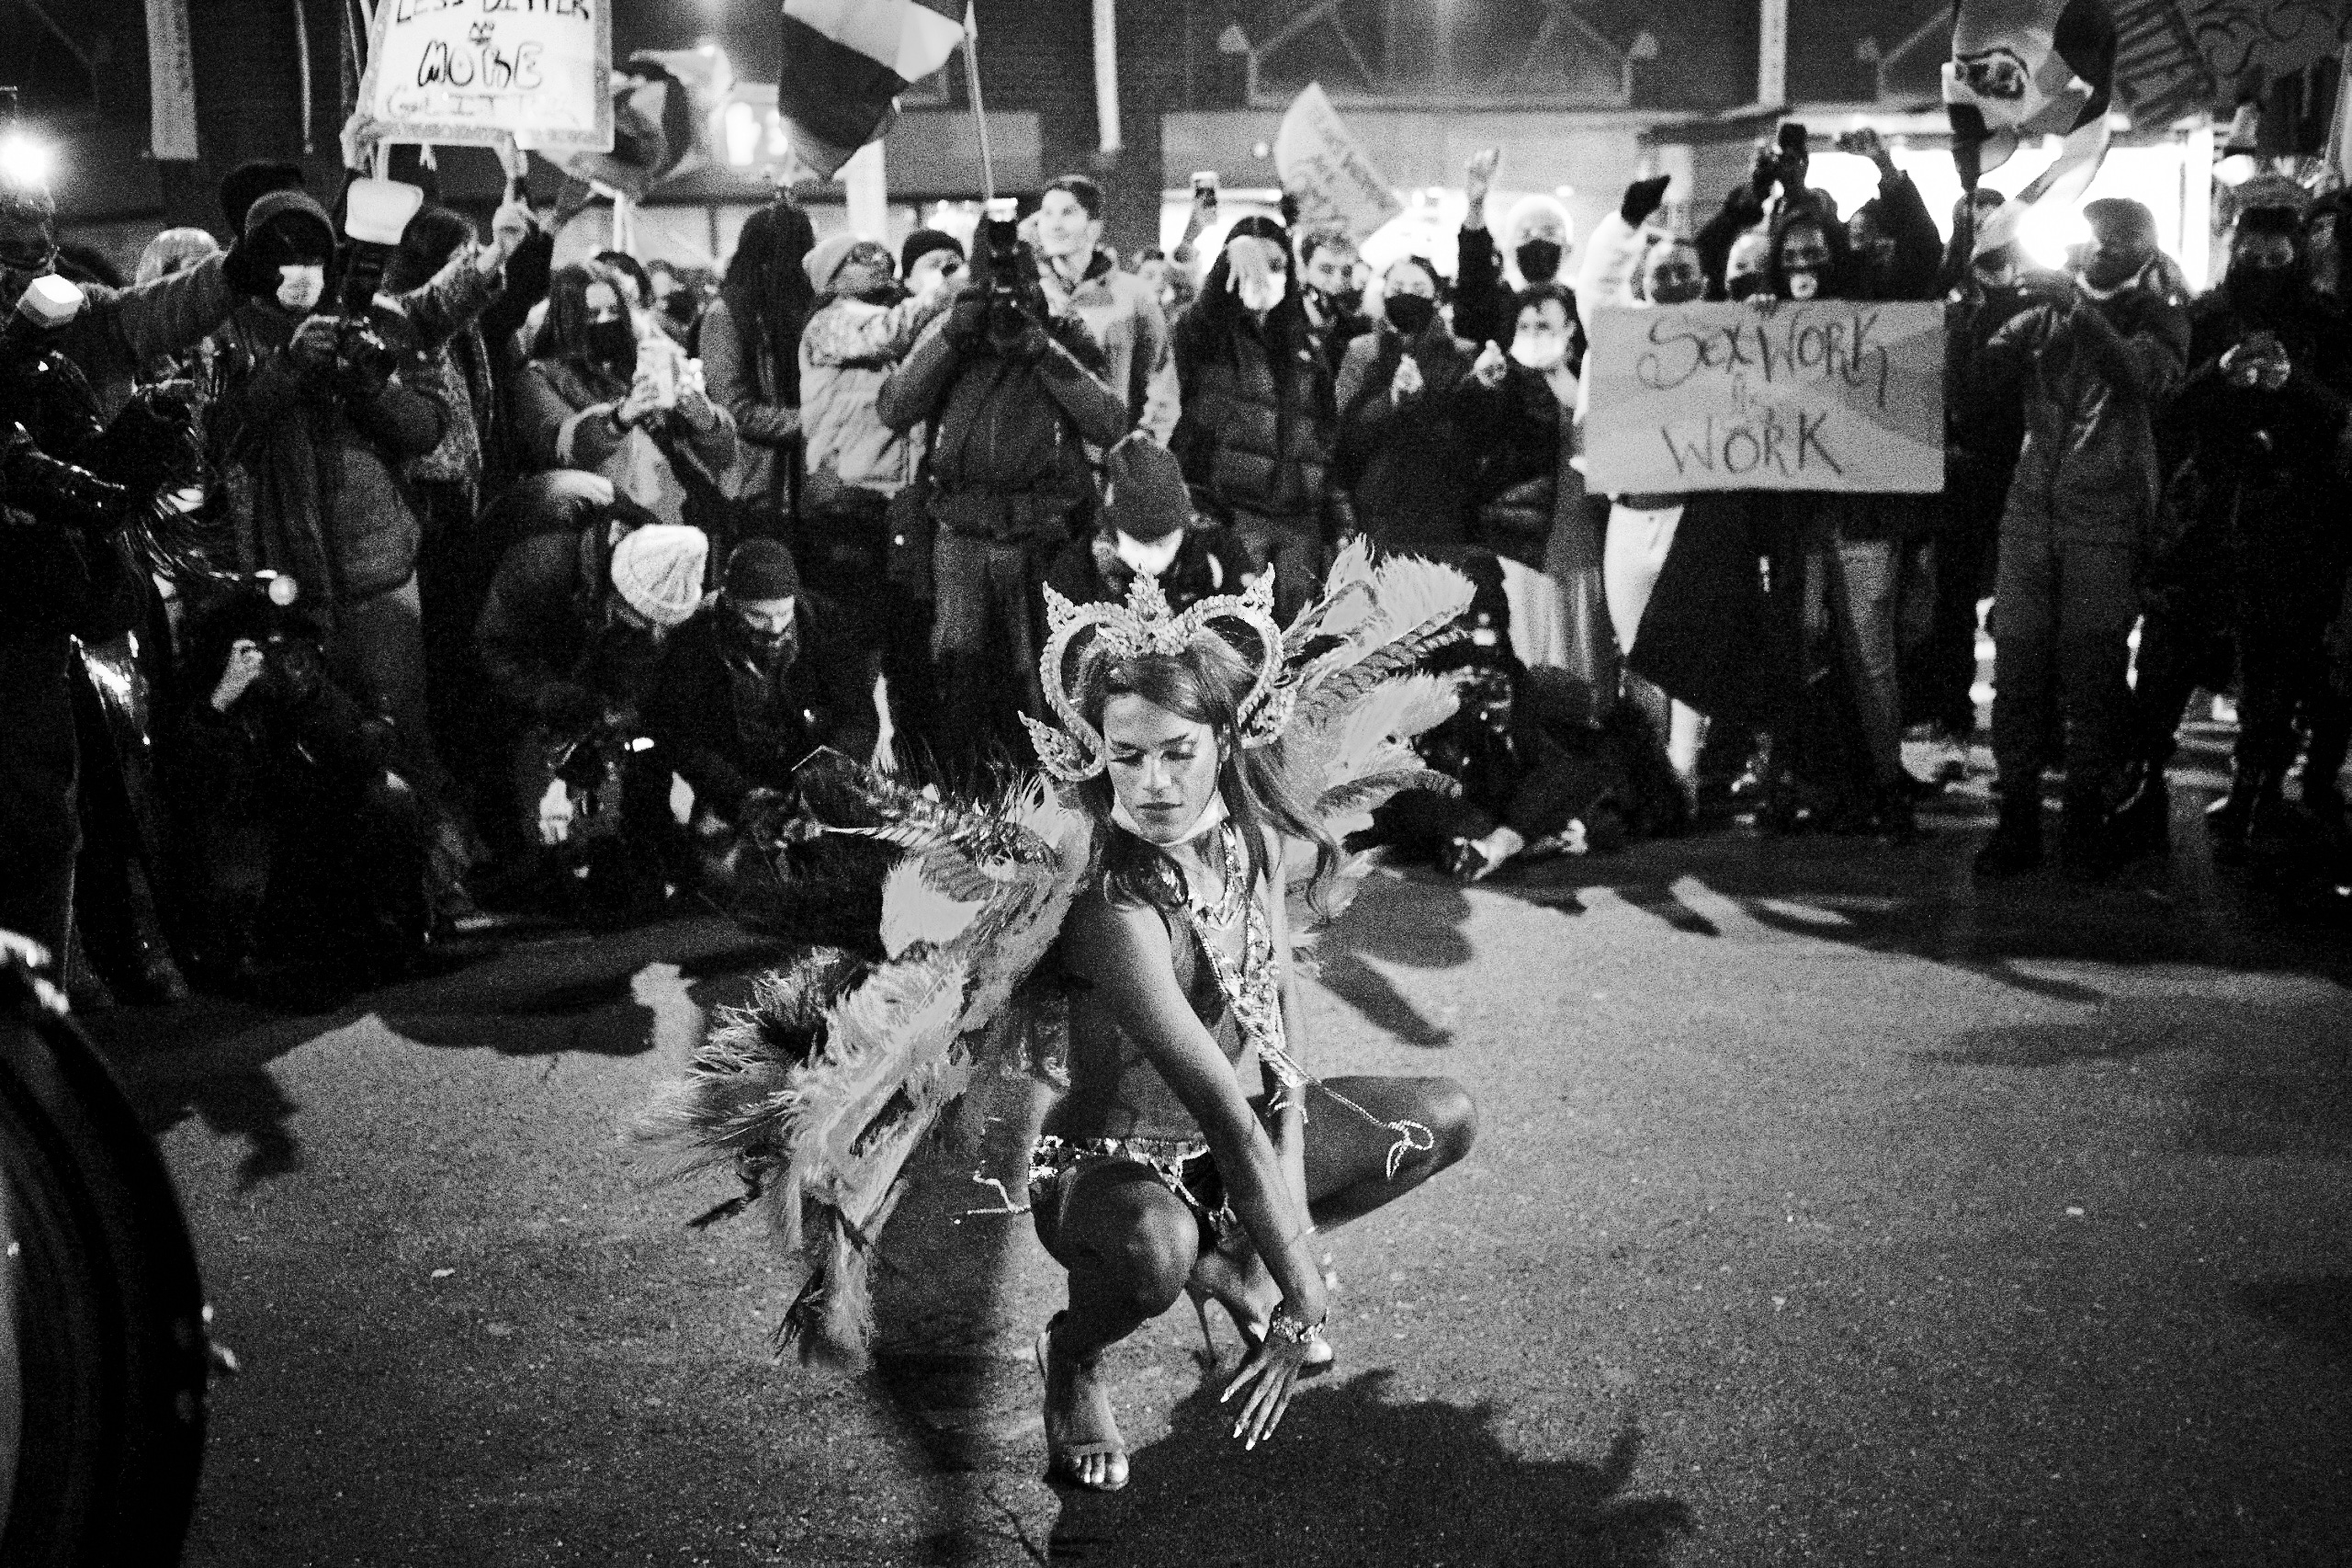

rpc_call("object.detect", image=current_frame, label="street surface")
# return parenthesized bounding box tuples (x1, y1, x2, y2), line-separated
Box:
(91, 721, 2352, 1566)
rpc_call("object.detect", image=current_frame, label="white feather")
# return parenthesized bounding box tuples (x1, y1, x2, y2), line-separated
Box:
(878, 858, 988, 958)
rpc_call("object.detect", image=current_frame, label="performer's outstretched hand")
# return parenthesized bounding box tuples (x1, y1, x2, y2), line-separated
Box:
(1220, 1311, 1321, 1450)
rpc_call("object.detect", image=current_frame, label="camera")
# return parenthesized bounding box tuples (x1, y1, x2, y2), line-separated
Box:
(973, 196, 1036, 343)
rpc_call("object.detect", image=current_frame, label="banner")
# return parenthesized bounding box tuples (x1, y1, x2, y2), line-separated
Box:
(347, 0, 614, 154)
(776, 0, 967, 179)
(1944, 0, 2116, 239)
(1581, 302, 1946, 496)
(145, 0, 199, 161)
(1274, 85, 1404, 240)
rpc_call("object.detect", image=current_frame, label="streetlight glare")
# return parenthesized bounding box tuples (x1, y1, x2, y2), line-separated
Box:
(0, 131, 57, 192)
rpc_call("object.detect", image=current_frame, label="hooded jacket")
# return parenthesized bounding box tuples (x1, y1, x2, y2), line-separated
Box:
(1979, 267, 2191, 546)
(209, 191, 447, 613)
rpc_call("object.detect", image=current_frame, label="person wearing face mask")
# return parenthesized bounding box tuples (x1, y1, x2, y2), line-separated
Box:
(797, 230, 958, 751)
(1295, 228, 1371, 375)
(697, 200, 818, 532)
(1454, 148, 1579, 354)
(876, 211, 1131, 766)
(1332, 255, 1477, 558)
(1836, 129, 1941, 303)
(1694, 123, 1845, 299)
(643, 539, 880, 879)
(518, 262, 739, 530)
(2123, 204, 2352, 857)
(1034, 175, 1179, 445)
(1170, 216, 1338, 626)
(1049, 431, 1251, 618)
(1971, 197, 2190, 879)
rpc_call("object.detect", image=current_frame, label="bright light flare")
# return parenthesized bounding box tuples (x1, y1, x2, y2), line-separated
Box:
(0, 131, 57, 192)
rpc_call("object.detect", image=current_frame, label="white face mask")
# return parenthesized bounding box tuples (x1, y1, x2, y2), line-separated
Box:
(1113, 529, 1185, 578)
(1510, 331, 1567, 371)
(1238, 275, 1284, 313)
(1784, 270, 1821, 301)
(277, 264, 326, 313)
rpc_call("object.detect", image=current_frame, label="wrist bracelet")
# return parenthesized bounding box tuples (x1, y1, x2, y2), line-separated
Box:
(1266, 1303, 1325, 1346)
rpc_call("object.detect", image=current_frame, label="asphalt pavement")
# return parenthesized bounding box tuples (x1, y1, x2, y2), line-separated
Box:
(89, 723, 2352, 1567)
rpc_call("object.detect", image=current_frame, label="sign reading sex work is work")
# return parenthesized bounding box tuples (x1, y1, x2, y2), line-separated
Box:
(351, 0, 613, 152)
(1582, 301, 1945, 494)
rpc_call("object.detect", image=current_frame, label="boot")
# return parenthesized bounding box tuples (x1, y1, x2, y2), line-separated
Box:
(2107, 761, 2172, 863)
(2204, 765, 2266, 847)
(1973, 788, 2043, 877)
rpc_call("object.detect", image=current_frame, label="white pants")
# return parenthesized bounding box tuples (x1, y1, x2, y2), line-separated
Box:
(1602, 502, 1684, 656)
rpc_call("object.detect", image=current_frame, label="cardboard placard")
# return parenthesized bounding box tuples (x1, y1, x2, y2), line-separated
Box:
(1580, 301, 1946, 495)
(1273, 84, 1404, 241)
(349, 0, 614, 153)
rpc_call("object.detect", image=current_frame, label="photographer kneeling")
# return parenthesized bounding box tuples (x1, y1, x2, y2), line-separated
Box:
(163, 586, 430, 998)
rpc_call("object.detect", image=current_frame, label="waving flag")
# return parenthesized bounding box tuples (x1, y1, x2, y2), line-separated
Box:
(778, 0, 969, 180)
(1945, 0, 2120, 237)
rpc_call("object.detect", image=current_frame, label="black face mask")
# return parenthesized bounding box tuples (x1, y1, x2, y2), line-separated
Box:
(1385, 295, 1438, 338)
(1306, 282, 1363, 319)
(586, 320, 636, 369)
(1515, 239, 1564, 283)
(2228, 265, 2300, 319)
(856, 282, 910, 307)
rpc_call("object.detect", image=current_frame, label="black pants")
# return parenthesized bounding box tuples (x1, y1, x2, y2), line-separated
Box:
(800, 489, 937, 762)
(930, 528, 1057, 770)
(1990, 530, 2137, 804)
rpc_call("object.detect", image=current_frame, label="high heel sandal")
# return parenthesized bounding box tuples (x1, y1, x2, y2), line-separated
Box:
(1034, 1312, 1129, 1492)
(1183, 1282, 1336, 1377)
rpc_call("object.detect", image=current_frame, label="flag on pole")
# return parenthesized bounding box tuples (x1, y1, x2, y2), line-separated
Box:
(1944, 0, 2119, 248)
(777, 0, 969, 180)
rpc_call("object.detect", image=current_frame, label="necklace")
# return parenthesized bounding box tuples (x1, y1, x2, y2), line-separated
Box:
(1182, 823, 1248, 932)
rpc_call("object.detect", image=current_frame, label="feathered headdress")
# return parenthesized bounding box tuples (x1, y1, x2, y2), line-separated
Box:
(639, 544, 1477, 1365)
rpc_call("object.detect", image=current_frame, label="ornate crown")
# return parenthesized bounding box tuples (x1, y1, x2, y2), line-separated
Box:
(1022, 568, 1293, 782)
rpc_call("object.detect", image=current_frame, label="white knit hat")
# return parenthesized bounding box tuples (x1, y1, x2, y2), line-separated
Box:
(609, 525, 709, 627)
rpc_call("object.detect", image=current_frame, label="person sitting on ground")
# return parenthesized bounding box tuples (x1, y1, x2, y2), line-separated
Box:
(1047, 433, 1251, 617)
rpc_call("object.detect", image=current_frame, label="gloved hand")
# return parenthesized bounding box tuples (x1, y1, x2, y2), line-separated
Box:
(945, 289, 991, 351)
(1622, 175, 1673, 230)
(220, 238, 282, 299)
(287, 316, 343, 384)
(1002, 316, 1053, 364)
(0, 421, 132, 530)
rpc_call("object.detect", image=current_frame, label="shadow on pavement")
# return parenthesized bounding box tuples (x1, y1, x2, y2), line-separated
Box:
(1049, 1370, 1690, 1567)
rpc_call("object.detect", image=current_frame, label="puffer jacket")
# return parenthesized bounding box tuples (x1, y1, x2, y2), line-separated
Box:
(1170, 294, 1335, 526)
(799, 287, 954, 496)
(876, 312, 1129, 542)
(1334, 319, 1478, 555)
(1980, 274, 2190, 546)
(1038, 249, 1179, 444)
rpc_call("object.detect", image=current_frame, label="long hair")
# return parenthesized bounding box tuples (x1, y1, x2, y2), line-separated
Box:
(1762, 205, 1854, 301)
(1070, 633, 1341, 919)
(717, 201, 817, 404)
(535, 261, 624, 364)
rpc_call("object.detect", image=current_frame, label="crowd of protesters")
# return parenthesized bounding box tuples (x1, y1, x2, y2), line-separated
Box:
(5, 132, 2350, 1009)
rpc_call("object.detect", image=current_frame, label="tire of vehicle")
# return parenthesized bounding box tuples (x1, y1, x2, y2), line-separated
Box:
(0, 959, 208, 1566)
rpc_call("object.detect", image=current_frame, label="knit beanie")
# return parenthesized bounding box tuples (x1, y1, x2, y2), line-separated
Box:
(803, 231, 865, 295)
(220, 160, 308, 240)
(1101, 433, 1193, 542)
(242, 188, 337, 262)
(609, 524, 709, 626)
(901, 228, 964, 275)
(724, 537, 801, 602)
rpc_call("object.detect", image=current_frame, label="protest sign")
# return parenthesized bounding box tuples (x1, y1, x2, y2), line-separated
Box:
(1581, 300, 1945, 495)
(1274, 85, 1404, 240)
(348, 0, 614, 154)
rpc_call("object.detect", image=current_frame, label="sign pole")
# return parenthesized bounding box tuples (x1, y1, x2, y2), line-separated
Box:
(959, 4, 996, 201)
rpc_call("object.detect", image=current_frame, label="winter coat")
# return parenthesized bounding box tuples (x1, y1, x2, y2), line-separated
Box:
(209, 300, 448, 611)
(1453, 364, 1578, 569)
(381, 255, 506, 510)
(2163, 286, 2352, 488)
(642, 603, 880, 819)
(876, 314, 1130, 543)
(1334, 320, 1479, 555)
(1850, 171, 1943, 302)
(514, 355, 740, 529)
(698, 295, 796, 508)
(472, 497, 650, 724)
(799, 288, 954, 497)
(1979, 276, 2191, 546)
(1045, 523, 1253, 615)
(1170, 294, 1336, 527)
(53, 252, 238, 422)
(1455, 225, 1516, 353)
(1038, 249, 1179, 445)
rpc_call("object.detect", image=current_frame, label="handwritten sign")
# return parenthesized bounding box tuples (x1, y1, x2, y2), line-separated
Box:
(348, 0, 613, 153)
(1274, 85, 1404, 241)
(1581, 301, 1945, 495)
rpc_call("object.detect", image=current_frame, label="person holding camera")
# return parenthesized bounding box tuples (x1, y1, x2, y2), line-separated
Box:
(518, 263, 740, 532)
(876, 209, 1130, 767)
(1694, 123, 1845, 300)
(161, 586, 430, 998)
(2127, 203, 2352, 854)
(1972, 198, 2190, 878)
